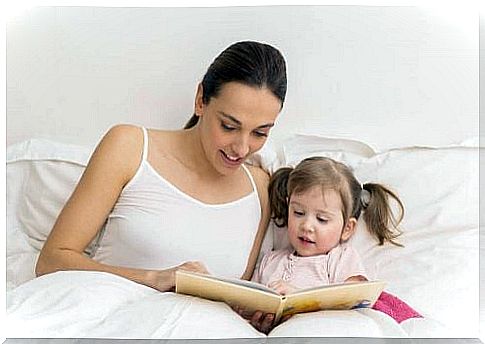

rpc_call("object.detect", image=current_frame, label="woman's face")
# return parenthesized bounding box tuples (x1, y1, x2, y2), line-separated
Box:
(196, 81, 282, 176)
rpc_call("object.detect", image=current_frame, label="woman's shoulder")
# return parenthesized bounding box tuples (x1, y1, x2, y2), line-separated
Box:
(244, 165, 270, 212)
(245, 164, 270, 191)
(103, 124, 176, 151)
(94, 124, 146, 183)
(103, 123, 143, 144)
(100, 124, 145, 159)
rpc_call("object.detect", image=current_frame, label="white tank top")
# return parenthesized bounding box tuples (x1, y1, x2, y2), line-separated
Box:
(93, 127, 262, 278)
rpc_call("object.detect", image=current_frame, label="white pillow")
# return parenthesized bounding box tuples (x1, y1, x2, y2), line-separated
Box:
(351, 146, 479, 337)
(7, 139, 93, 254)
(282, 134, 376, 169)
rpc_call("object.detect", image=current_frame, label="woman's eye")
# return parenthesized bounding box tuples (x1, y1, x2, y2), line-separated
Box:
(221, 122, 236, 131)
(253, 130, 268, 138)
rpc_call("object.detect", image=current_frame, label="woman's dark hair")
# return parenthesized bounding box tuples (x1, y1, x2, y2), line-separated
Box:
(184, 41, 287, 129)
(269, 157, 404, 246)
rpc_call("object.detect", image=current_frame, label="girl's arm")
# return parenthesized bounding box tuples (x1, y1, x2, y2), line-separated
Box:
(35, 124, 208, 291)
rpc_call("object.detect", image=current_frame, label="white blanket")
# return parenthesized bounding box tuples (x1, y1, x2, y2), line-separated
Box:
(7, 270, 414, 339)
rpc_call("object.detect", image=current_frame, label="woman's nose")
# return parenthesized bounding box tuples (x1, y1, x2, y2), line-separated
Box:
(232, 136, 250, 157)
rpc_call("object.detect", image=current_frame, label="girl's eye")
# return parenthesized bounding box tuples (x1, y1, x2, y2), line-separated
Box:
(221, 122, 236, 131)
(293, 210, 304, 216)
(317, 217, 328, 224)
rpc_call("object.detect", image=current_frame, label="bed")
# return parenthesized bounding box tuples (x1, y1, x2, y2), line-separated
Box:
(5, 4, 480, 342)
(5, 134, 480, 339)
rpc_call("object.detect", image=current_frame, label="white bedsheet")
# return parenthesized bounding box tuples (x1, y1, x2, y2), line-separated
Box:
(6, 270, 415, 339)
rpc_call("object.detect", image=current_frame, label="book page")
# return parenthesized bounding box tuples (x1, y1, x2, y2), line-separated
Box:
(282, 280, 386, 317)
(289, 280, 375, 294)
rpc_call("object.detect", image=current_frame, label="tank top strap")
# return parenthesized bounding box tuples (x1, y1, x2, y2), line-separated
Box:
(241, 164, 258, 193)
(140, 127, 149, 161)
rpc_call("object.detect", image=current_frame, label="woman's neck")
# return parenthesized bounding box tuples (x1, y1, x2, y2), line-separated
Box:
(177, 127, 226, 180)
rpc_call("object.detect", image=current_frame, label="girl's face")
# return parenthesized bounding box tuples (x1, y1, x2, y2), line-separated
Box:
(287, 185, 356, 257)
(195, 82, 281, 176)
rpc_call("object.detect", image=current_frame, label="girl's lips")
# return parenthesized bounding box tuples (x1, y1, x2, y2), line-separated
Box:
(220, 150, 243, 167)
(298, 236, 315, 245)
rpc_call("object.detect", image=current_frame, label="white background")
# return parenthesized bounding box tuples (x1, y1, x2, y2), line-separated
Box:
(6, 4, 479, 151)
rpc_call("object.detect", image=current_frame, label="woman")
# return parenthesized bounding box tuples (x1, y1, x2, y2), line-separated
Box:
(35, 41, 287, 334)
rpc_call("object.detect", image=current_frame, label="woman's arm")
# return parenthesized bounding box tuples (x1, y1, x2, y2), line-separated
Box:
(236, 165, 276, 333)
(240, 165, 271, 281)
(35, 124, 208, 291)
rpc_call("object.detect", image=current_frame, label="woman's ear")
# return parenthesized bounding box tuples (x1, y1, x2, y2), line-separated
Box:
(341, 218, 357, 242)
(194, 83, 204, 117)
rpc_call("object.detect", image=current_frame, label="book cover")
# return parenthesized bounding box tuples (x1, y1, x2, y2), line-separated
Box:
(175, 270, 386, 323)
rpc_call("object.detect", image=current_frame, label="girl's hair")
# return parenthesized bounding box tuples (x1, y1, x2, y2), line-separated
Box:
(184, 41, 287, 129)
(269, 156, 404, 246)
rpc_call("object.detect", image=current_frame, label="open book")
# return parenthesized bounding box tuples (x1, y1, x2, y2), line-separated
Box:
(175, 270, 386, 323)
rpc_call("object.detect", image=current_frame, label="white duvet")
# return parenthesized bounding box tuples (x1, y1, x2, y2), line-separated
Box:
(7, 270, 430, 339)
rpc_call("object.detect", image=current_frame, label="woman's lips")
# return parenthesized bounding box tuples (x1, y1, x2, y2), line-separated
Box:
(220, 150, 243, 167)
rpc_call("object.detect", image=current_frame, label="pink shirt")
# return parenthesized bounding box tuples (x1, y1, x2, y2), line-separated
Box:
(253, 243, 367, 289)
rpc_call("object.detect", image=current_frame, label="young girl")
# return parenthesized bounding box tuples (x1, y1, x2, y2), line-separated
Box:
(252, 156, 404, 295)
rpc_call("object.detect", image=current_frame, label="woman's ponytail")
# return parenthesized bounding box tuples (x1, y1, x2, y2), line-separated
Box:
(269, 167, 293, 227)
(361, 183, 404, 246)
(184, 114, 199, 129)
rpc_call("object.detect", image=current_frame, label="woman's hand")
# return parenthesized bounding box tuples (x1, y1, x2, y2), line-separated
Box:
(232, 306, 293, 334)
(175, 260, 210, 275)
(146, 260, 209, 292)
(232, 306, 275, 334)
(231, 279, 297, 333)
(268, 280, 297, 295)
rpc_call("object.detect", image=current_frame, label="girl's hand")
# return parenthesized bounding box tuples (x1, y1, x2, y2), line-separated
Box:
(344, 275, 368, 283)
(268, 280, 298, 295)
(146, 260, 209, 292)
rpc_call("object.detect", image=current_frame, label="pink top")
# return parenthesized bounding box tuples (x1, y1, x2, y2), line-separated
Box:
(253, 243, 367, 289)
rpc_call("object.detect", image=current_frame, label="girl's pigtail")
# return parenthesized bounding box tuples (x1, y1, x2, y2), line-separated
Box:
(361, 183, 404, 247)
(268, 167, 293, 227)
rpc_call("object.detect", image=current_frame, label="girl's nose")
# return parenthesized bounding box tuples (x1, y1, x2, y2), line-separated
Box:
(300, 217, 315, 232)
